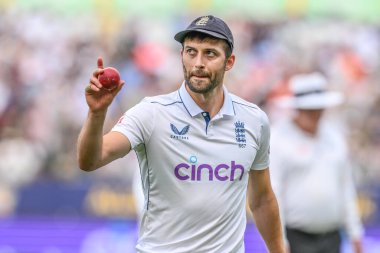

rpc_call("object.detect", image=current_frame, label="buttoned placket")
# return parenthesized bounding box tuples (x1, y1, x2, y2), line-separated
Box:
(201, 112, 211, 135)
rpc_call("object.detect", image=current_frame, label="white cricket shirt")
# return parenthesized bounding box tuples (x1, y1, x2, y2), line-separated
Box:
(269, 118, 363, 239)
(112, 83, 270, 253)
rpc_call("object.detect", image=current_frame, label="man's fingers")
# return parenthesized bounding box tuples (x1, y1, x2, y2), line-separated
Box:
(86, 79, 124, 94)
(90, 76, 103, 89)
(97, 57, 104, 69)
(92, 68, 104, 78)
(85, 85, 92, 93)
(117, 81, 125, 92)
(86, 77, 102, 92)
(111, 80, 125, 95)
(85, 83, 100, 92)
(91, 57, 104, 77)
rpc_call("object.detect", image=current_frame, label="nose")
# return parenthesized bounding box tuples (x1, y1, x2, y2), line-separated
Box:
(194, 55, 205, 69)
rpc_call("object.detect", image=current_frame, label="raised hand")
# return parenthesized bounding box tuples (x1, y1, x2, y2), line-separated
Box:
(85, 57, 124, 113)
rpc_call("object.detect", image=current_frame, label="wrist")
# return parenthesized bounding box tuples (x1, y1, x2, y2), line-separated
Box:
(268, 241, 287, 253)
(88, 109, 107, 118)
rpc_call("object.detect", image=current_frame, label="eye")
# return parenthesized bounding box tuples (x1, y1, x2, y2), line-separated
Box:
(205, 50, 216, 57)
(186, 48, 196, 56)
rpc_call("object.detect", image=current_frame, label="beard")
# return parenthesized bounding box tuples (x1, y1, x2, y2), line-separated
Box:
(182, 63, 225, 94)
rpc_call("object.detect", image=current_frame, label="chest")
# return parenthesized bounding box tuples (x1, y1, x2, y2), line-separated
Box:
(145, 111, 260, 181)
(280, 134, 347, 177)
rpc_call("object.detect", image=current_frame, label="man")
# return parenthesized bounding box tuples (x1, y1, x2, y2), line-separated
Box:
(270, 72, 364, 253)
(77, 15, 285, 253)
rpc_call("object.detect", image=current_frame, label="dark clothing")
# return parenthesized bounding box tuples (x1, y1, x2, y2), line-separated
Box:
(286, 227, 341, 253)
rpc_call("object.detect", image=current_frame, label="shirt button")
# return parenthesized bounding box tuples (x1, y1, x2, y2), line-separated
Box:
(202, 112, 207, 116)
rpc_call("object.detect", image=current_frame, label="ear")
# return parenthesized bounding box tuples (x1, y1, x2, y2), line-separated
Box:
(225, 54, 235, 71)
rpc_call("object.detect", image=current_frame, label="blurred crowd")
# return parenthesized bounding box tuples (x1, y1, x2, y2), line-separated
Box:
(0, 5, 379, 220)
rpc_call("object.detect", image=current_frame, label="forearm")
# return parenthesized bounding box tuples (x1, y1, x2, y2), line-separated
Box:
(250, 192, 285, 253)
(77, 110, 107, 171)
(343, 166, 364, 244)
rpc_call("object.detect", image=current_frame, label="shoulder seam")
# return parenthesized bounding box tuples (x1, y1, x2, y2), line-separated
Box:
(232, 101, 258, 110)
(149, 101, 183, 106)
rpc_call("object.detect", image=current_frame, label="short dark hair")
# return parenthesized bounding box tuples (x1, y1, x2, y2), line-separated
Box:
(181, 31, 232, 59)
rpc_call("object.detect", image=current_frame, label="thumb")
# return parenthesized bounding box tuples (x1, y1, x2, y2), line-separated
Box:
(112, 80, 125, 96)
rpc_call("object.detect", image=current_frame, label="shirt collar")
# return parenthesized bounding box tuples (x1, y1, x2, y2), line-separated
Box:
(178, 82, 235, 117)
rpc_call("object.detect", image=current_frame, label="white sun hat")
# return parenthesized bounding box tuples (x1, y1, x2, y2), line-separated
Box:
(278, 72, 344, 109)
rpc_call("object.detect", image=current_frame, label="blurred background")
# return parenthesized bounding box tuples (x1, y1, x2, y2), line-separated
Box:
(0, 0, 380, 252)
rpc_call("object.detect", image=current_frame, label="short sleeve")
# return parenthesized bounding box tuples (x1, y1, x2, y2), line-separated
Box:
(250, 110, 270, 170)
(111, 98, 156, 150)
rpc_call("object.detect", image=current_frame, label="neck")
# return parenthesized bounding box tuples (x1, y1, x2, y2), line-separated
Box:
(292, 109, 324, 136)
(293, 116, 319, 136)
(185, 84, 224, 118)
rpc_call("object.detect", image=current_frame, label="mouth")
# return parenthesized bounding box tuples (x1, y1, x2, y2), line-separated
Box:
(192, 75, 208, 79)
(191, 70, 209, 77)
(191, 73, 209, 80)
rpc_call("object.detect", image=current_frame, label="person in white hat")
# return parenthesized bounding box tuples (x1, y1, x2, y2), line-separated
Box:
(269, 72, 364, 253)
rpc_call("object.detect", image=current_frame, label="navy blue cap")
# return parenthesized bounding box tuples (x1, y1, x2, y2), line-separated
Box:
(174, 15, 234, 50)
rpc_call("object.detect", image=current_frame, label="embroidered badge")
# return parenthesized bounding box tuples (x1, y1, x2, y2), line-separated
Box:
(195, 16, 209, 26)
(234, 121, 246, 148)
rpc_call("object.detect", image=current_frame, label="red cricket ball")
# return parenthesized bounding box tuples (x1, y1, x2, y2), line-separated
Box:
(98, 67, 120, 90)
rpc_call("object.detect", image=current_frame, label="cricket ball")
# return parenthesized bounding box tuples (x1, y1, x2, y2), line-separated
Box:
(98, 67, 120, 90)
